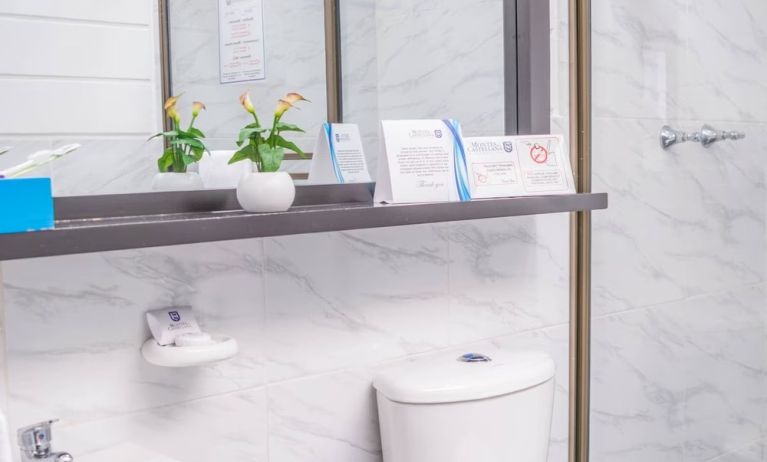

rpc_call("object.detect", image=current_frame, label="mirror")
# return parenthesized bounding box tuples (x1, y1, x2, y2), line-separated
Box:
(0, 0, 547, 197)
(167, 0, 328, 183)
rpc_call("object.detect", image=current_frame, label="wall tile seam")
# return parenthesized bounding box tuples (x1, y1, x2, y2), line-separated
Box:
(0, 13, 151, 29)
(701, 438, 767, 462)
(591, 115, 767, 127)
(15, 322, 571, 428)
(0, 75, 154, 84)
(592, 280, 767, 321)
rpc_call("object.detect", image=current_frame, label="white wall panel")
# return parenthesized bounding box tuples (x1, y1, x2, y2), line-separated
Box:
(0, 18, 152, 80)
(0, 0, 152, 25)
(0, 80, 156, 134)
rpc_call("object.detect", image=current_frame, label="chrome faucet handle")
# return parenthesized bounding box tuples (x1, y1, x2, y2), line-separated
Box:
(700, 124, 746, 147)
(723, 129, 746, 141)
(660, 125, 685, 149)
(18, 419, 73, 461)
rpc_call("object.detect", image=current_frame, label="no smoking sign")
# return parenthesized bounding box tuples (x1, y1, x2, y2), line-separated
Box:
(530, 144, 548, 164)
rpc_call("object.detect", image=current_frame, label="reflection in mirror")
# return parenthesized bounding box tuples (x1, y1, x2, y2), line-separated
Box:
(168, 0, 328, 186)
(0, 1, 162, 196)
(0, 0, 547, 196)
(341, 2, 504, 183)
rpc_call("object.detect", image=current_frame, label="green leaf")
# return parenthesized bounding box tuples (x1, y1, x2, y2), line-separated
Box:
(181, 153, 198, 166)
(187, 127, 206, 138)
(273, 135, 305, 158)
(148, 130, 178, 141)
(228, 144, 257, 165)
(170, 138, 205, 150)
(191, 146, 205, 162)
(157, 148, 175, 172)
(245, 122, 262, 129)
(258, 144, 284, 172)
(275, 122, 305, 133)
(237, 127, 268, 146)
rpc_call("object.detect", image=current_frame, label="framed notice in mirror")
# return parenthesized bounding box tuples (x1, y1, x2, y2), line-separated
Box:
(218, 0, 266, 83)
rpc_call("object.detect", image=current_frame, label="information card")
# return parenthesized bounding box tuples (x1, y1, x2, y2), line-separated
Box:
(464, 135, 575, 198)
(218, 0, 266, 83)
(374, 119, 471, 204)
(309, 123, 372, 184)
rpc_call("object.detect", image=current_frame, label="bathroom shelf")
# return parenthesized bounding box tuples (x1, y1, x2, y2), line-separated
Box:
(0, 184, 607, 261)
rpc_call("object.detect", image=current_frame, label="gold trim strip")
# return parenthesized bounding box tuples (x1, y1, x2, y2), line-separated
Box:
(157, 0, 172, 134)
(324, 0, 342, 123)
(569, 0, 592, 461)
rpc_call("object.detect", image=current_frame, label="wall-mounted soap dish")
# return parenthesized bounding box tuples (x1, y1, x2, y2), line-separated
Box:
(141, 335, 238, 367)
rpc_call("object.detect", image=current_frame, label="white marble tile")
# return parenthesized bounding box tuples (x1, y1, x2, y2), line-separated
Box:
(592, 0, 691, 120)
(53, 387, 269, 462)
(443, 214, 570, 345)
(590, 285, 766, 462)
(678, 0, 767, 124)
(592, 117, 766, 315)
(268, 370, 382, 462)
(707, 441, 765, 462)
(590, 307, 688, 462)
(674, 285, 765, 460)
(2, 239, 266, 426)
(262, 226, 451, 382)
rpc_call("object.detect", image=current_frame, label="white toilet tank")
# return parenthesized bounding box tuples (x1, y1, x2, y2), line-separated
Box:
(373, 350, 555, 462)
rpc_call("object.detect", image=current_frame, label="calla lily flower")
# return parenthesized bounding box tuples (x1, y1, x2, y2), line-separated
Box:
(284, 92, 310, 104)
(164, 95, 179, 111)
(239, 91, 256, 114)
(167, 107, 181, 125)
(274, 99, 294, 117)
(191, 101, 206, 117)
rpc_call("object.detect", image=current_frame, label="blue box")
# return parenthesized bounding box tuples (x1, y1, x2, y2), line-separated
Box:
(0, 178, 55, 234)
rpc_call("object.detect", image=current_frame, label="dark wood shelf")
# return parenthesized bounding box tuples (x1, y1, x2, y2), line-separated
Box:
(0, 184, 607, 261)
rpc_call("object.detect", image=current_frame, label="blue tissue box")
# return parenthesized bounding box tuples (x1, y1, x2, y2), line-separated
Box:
(0, 178, 54, 234)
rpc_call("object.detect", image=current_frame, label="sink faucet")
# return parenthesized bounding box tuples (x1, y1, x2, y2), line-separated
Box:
(17, 420, 73, 462)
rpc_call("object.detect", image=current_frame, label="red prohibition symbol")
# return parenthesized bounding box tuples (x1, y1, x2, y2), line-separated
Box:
(530, 144, 549, 164)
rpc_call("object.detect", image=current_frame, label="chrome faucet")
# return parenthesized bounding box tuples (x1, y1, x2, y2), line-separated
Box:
(17, 420, 73, 462)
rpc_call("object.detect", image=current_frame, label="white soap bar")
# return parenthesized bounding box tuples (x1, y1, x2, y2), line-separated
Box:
(146, 307, 202, 346)
(174, 332, 214, 347)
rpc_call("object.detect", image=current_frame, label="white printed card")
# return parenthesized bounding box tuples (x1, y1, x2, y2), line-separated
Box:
(309, 123, 371, 184)
(374, 119, 471, 204)
(464, 135, 575, 198)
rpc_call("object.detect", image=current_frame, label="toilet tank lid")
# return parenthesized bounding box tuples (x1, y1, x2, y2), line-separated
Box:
(373, 350, 555, 404)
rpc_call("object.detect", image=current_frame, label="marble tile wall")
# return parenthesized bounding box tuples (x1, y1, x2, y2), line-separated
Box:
(0, 214, 571, 462)
(590, 0, 767, 461)
(0, 1, 575, 461)
(3, 1, 765, 462)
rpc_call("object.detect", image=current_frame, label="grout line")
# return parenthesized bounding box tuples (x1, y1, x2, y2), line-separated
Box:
(0, 133, 156, 139)
(704, 439, 766, 462)
(0, 12, 150, 29)
(0, 74, 152, 84)
(592, 280, 766, 321)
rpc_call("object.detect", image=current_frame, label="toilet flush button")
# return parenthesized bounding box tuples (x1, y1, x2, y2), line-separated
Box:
(458, 353, 492, 363)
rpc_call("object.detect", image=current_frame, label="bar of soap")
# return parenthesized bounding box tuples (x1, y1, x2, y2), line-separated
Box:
(174, 332, 214, 347)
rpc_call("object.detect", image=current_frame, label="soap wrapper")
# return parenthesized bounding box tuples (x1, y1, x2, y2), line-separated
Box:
(146, 307, 202, 346)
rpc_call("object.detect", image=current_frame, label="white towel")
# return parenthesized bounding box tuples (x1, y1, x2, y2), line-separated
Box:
(0, 409, 12, 462)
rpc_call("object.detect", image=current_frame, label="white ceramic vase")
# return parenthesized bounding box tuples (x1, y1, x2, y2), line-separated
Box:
(152, 172, 204, 191)
(236, 171, 295, 213)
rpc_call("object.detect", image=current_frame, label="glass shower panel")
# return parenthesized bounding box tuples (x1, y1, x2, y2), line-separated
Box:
(590, 1, 767, 461)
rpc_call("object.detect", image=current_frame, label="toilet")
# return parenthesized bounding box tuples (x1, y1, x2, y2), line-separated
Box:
(373, 350, 555, 462)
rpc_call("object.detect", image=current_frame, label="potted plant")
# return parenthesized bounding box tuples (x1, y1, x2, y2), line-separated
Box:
(228, 91, 309, 212)
(150, 96, 208, 191)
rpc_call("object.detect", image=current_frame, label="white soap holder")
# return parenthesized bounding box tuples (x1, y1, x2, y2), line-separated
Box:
(141, 335, 238, 367)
